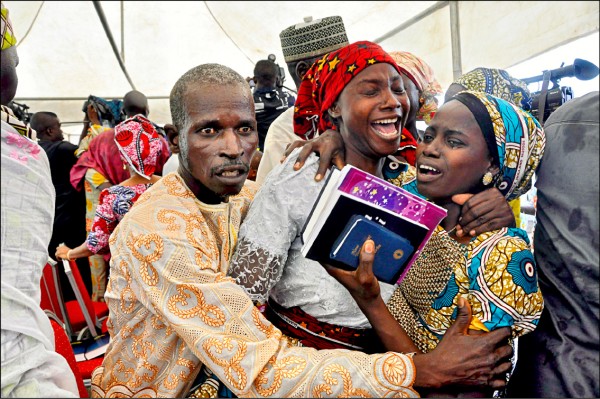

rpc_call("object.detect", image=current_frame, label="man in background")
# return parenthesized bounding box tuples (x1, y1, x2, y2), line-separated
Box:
(31, 111, 91, 300)
(255, 15, 349, 184)
(252, 59, 295, 151)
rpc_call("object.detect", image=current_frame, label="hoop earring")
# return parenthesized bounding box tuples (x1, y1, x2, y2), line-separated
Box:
(482, 172, 493, 186)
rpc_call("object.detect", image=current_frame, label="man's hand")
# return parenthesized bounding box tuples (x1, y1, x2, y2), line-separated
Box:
(452, 188, 515, 237)
(413, 298, 513, 389)
(281, 129, 346, 181)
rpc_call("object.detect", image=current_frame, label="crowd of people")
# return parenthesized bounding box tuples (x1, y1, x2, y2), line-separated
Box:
(1, 2, 598, 398)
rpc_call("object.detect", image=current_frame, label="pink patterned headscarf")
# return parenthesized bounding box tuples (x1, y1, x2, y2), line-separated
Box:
(114, 114, 162, 179)
(389, 51, 442, 124)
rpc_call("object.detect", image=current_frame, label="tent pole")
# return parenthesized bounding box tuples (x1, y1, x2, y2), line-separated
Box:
(449, 1, 463, 80)
(120, 1, 125, 62)
(92, 0, 136, 90)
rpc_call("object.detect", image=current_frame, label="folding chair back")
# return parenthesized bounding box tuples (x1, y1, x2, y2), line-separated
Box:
(62, 259, 109, 339)
(40, 259, 73, 338)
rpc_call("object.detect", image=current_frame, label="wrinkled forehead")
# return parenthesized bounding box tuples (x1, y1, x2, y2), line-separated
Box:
(187, 81, 252, 105)
(183, 82, 255, 121)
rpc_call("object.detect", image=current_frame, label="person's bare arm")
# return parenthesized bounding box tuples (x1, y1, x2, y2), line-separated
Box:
(323, 240, 420, 354)
(56, 242, 93, 261)
(452, 189, 515, 237)
(282, 129, 345, 181)
(327, 239, 513, 391)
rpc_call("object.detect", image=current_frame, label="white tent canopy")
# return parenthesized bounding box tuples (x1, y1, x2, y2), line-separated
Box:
(5, 0, 599, 136)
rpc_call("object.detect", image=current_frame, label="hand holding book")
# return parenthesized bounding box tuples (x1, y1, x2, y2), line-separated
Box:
(323, 239, 381, 306)
(323, 238, 421, 354)
(330, 215, 414, 282)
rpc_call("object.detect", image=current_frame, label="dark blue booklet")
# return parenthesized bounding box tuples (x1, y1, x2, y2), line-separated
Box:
(330, 215, 415, 283)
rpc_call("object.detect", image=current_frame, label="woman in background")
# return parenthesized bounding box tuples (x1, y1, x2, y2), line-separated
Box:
(56, 115, 164, 278)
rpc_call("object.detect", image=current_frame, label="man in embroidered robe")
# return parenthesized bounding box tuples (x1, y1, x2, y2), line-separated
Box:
(91, 63, 514, 398)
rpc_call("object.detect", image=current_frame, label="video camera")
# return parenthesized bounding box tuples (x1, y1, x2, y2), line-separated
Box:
(7, 101, 32, 124)
(82, 95, 125, 127)
(267, 53, 286, 88)
(522, 58, 599, 124)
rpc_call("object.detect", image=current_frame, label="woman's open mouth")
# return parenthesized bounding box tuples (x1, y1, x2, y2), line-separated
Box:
(371, 117, 400, 139)
(417, 164, 442, 182)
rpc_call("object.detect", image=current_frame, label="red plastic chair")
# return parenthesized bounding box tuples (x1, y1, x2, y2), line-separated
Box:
(62, 259, 109, 339)
(46, 311, 91, 398)
(40, 260, 74, 338)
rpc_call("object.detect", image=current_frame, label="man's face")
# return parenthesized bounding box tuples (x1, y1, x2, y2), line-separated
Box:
(178, 83, 258, 203)
(48, 117, 64, 141)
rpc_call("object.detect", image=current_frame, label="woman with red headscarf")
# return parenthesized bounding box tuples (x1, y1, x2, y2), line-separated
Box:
(229, 41, 417, 352)
(56, 115, 164, 300)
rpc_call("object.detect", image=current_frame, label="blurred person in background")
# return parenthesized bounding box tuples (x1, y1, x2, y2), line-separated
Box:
(31, 111, 91, 299)
(56, 115, 164, 266)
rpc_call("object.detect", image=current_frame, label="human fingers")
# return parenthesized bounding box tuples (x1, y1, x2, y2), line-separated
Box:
(482, 326, 512, 347)
(490, 358, 513, 382)
(357, 239, 376, 285)
(452, 193, 474, 206)
(458, 188, 515, 236)
(332, 151, 346, 171)
(281, 139, 309, 162)
(293, 141, 320, 172)
(446, 296, 472, 336)
(493, 339, 514, 361)
(55, 246, 68, 260)
(483, 355, 513, 390)
(314, 150, 332, 182)
(322, 263, 356, 288)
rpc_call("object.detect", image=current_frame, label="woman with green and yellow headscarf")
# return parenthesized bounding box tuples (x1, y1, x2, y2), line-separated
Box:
(331, 89, 545, 396)
(445, 67, 535, 229)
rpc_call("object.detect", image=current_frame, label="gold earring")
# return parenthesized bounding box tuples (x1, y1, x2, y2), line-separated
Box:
(123, 163, 127, 170)
(482, 172, 493, 186)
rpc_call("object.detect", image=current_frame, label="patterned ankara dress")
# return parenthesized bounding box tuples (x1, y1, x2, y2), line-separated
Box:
(86, 183, 153, 257)
(386, 170, 544, 353)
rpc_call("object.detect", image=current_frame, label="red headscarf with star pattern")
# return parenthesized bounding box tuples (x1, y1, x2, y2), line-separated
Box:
(293, 41, 405, 141)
